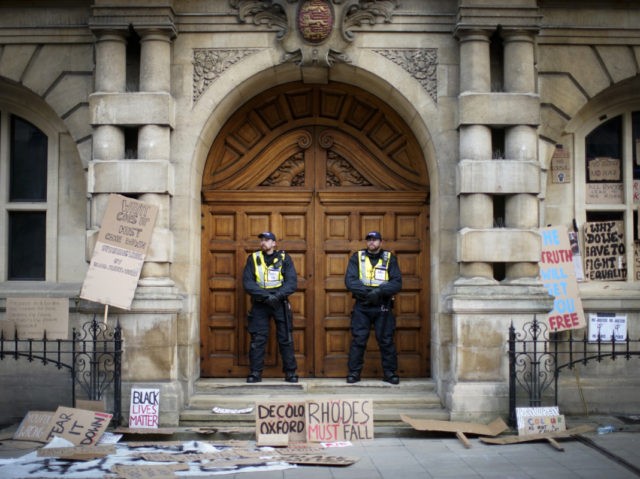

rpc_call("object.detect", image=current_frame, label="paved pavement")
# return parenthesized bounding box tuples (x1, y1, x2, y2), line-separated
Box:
(1, 414, 639, 478)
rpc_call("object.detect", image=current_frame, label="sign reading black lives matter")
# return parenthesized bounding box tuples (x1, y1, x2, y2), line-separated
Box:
(80, 194, 158, 309)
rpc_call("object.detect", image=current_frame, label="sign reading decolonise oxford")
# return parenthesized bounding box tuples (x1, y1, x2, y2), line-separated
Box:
(80, 194, 158, 310)
(539, 226, 586, 332)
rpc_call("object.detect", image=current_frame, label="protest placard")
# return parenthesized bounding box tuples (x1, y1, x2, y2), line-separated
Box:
(306, 398, 373, 442)
(13, 411, 54, 442)
(129, 387, 160, 428)
(255, 401, 306, 444)
(6, 297, 68, 340)
(539, 226, 585, 332)
(588, 312, 627, 342)
(46, 406, 112, 445)
(80, 194, 158, 310)
(516, 407, 565, 436)
(583, 221, 626, 281)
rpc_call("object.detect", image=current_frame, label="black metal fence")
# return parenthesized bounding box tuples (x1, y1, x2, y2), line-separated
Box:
(0, 316, 122, 425)
(508, 315, 640, 427)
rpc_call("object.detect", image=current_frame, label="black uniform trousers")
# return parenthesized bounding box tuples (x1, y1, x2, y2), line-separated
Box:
(247, 301, 297, 373)
(347, 301, 397, 376)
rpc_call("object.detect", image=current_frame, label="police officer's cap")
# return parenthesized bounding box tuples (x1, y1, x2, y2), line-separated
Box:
(365, 231, 382, 241)
(258, 231, 277, 241)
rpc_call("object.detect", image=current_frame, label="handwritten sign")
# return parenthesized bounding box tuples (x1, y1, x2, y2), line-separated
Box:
(551, 144, 571, 183)
(256, 401, 306, 443)
(540, 226, 586, 331)
(13, 411, 54, 442)
(80, 194, 158, 310)
(586, 183, 623, 204)
(588, 313, 627, 342)
(129, 387, 160, 428)
(518, 415, 566, 436)
(46, 406, 112, 445)
(306, 398, 373, 442)
(588, 157, 621, 181)
(583, 221, 626, 281)
(6, 297, 68, 340)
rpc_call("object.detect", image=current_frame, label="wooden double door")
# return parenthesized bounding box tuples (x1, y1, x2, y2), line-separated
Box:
(200, 83, 430, 378)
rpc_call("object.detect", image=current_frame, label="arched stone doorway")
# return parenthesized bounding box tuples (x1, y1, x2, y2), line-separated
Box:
(200, 82, 430, 378)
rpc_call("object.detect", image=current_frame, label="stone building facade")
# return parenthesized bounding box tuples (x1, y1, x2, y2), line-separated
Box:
(0, 0, 639, 425)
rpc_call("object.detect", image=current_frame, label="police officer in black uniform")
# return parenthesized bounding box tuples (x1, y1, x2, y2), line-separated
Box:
(242, 231, 298, 383)
(344, 231, 402, 384)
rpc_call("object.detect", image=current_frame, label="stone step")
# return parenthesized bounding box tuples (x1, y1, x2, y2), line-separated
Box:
(180, 378, 449, 431)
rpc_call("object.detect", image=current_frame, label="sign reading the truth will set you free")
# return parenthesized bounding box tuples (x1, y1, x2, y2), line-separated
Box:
(539, 226, 585, 332)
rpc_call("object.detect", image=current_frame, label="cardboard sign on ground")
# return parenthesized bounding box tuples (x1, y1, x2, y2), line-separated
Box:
(111, 463, 189, 479)
(13, 411, 55, 442)
(129, 387, 160, 428)
(46, 406, 112, 446)
(401, 415, 508, 448)
(256, 401, 306, 444)
(282, 454, 359, 466)
(518, 415, 566, 436)
(37, 444, 116, 460)
(480, 424, 594, 450)
(256, 433, 289, 447)
(306, 398, 374, 442)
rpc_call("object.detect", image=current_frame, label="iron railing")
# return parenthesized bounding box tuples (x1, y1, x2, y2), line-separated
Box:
(0, 316, 122, 425)
(508, 315, 640, 427)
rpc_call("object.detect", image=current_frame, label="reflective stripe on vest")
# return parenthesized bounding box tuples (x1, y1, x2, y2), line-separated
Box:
(358, 250, 391, 287)
(252, 251, 285, 289)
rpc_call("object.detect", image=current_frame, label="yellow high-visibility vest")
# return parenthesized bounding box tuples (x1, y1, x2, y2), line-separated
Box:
(358, 250, 391, 287)
(252, 251, 285, 288)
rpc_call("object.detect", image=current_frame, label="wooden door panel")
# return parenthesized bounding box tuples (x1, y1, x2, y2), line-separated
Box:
(201, 194, 313, 377)
(315, 193, 430, 378)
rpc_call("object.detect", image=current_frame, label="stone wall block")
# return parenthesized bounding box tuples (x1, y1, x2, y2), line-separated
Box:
(44, 74, 93, 118)
(458, 93, 540, 126)
(88, 159, 175, 194)
(538, 75, 588, 120)
(537, 45, 610, 99)
(23, 44, 94, 96)
(0, 45, 37, 82)
(90, 92, 175, 127)
(457, 160, 540, 194)
(458, 228, 541, 262)
(594, 45, 637, 84)
(61, 106, 93, 144)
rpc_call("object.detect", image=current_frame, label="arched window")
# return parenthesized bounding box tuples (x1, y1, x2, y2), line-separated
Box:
(0, 100, 59, 282)
(576, 108, 640, 282)
(6, 115, 48, 279)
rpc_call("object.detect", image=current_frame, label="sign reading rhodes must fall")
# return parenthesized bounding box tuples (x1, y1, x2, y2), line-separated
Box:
(80, 194, 158, 310)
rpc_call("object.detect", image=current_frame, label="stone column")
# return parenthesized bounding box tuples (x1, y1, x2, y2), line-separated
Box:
(503, 31, 539, 280)
(93, 31, 126, 163)
(458, 30, 494, 279)
(137, 28, 174, 285)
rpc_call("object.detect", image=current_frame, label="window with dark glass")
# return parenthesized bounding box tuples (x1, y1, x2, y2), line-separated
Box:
(6, 114, 48, 280)
(9, 115, 47, 201)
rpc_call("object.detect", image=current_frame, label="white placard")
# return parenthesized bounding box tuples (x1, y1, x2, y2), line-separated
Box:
(588, 313, 627, 342)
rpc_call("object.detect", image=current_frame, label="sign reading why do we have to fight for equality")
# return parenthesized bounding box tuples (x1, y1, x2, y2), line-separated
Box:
(540, 226, 586, 332)
(80, 194, 158, 310)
